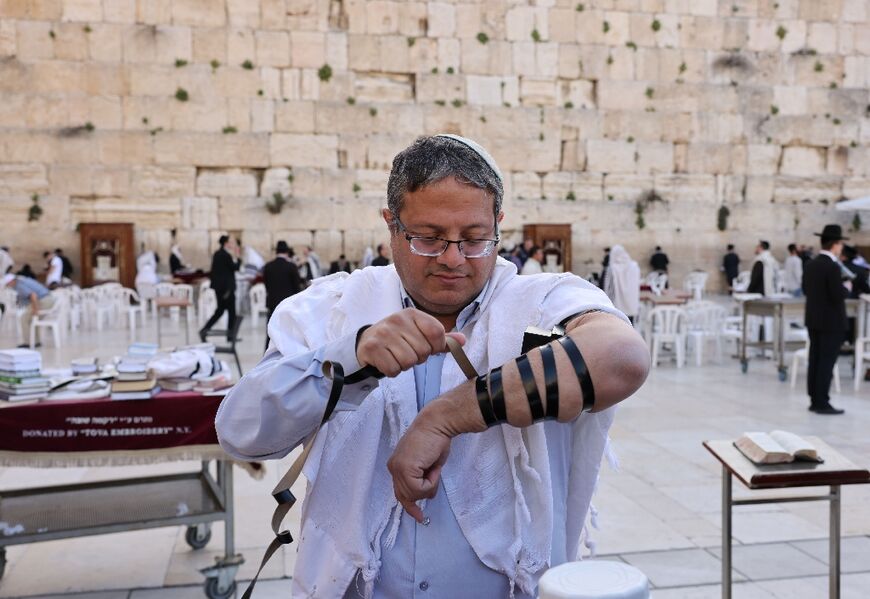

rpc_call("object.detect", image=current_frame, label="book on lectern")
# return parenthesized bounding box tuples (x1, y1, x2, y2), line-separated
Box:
(735, 431, 823, 465)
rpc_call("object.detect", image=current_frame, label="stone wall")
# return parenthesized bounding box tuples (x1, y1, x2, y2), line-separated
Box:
(1, 0, 868, 288)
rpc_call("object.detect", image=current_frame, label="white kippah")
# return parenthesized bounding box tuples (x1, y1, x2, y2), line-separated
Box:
(434, 134, 504, 185)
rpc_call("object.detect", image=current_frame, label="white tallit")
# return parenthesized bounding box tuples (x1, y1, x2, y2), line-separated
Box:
(753, 250, 779, 296)
(268, 258, 618, 598)
(603, 245, 640, 318)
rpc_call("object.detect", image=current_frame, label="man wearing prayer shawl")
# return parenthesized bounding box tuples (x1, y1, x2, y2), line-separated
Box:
(216, 135, 649, 598)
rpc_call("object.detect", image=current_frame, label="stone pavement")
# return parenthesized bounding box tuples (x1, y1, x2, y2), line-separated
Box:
(2, 312, 870, 598)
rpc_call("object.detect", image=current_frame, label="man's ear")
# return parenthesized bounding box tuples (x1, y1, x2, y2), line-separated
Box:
(382, 208, 393, 227)
(497, 211, 504, 225)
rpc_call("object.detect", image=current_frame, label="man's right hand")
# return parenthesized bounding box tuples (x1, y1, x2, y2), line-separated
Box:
(356, 308, 466, 378)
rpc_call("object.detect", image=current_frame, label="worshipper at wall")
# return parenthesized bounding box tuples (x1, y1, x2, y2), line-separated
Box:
(169, 242, 189, 275)
(262, 241, 305, 351)
(506, 244, 524, 271)
(2, 273, 54, 348)
(216, 135, 649, 598)
(242, 243, 266, 276)
(329, 254, 353, 274)
(600, 246, 611, 290)
(301, 245, 323, 280)
(520, 245, 544, 274)
(199, 235, 240, 342)
(16, 264, 36, 279)
(360, 246, 374, 268)
(722, 244, 740, 291)
(604, 245, 641, 324)
(55, 249, 73, 282)
(747, 240, 779, 296)
(516, 238, 534, 266)
(370, 243, 391, 266)
(802, 225, 850, 415)
(649, 245, 669, 274)
(783, 243, 804, 297)
(44, 250, 63, 289)
(134, 245, 160, 288)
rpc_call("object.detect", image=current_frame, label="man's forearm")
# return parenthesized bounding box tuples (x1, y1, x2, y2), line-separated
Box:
(418, 312, 650, 437)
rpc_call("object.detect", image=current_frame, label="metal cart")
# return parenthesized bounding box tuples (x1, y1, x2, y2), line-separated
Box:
(0, 458, 243, 599)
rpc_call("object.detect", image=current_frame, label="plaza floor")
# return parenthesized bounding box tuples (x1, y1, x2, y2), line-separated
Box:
(1, 312, 870, 598)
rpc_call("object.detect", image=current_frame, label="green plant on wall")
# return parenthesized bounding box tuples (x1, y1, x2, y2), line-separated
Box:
(266, 192, 287, 215)
(634, 201, 646, 230)
(717, 205, 730, 231)
(28, 194, 43, 222)
(853, 213, 862, 232)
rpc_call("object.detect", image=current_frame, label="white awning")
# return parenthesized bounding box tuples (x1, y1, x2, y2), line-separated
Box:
(835, 196, 870, 211)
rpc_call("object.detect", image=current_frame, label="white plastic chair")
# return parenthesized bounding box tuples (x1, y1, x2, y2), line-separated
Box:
(30, 292, 67, 348)
(649, 305, 685, 368)
(119, 288, 145, 337)
(792, 337, 841, 393)
(249, 283, 268, 327)
(683, 271, 709, 301)
(170, 283, 195, 326)
(684, 302, 726, 366)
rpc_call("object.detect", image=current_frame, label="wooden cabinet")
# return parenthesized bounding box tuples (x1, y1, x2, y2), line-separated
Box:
(79, 223, 136, 288)
(522, 224, 572, 273)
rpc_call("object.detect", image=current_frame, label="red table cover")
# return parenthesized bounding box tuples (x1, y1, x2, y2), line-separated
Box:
(0, 392, 221, 453)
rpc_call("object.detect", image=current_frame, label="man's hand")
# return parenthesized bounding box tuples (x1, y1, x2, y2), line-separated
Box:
(356, 308, 465, 378)
(387, 418, 451, 522)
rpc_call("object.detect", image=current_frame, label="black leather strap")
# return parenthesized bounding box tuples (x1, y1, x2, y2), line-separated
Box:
(475, 374, 497, 426)
(558, 336, 595, 413)
(540, 343, 559, 419)
(489, 366, 506, 422)
(515, 354, 544, 421)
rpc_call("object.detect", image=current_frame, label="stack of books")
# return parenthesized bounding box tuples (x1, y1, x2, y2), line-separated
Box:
(71, 357, 99, 376)
(159, 378, 198, 392)
(111, 343, 161, 400)
(192, 371, 233, 395)
(0, 349, 50, 402)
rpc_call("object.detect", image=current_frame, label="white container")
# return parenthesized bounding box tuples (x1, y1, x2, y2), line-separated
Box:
(538, 561, 649, 599)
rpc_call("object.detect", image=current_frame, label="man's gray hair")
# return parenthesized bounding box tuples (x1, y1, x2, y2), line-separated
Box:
(386, 136, 504, 227)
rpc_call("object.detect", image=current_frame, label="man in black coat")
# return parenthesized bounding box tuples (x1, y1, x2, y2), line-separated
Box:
(802, 224, 850, 415)
(200, 235, 241, 342)
(722, 244, 739, 291)
(371, 243, 391, 266)
(263, 241, 304, 350)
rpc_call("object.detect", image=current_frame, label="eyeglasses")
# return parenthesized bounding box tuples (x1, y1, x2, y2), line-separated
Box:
(392, 215, 500, 259)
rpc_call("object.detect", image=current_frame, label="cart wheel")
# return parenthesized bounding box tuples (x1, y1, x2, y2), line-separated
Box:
(740, 360, 748, 374)
(778, 368, 788, 382)
(204, 577, 236, 599)
(0, 547, 6, 580)
(185, 524, 212, 550)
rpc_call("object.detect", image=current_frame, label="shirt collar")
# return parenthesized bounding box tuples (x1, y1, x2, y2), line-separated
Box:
(820, 250, 839, 262)
(399, 276, 493, 331)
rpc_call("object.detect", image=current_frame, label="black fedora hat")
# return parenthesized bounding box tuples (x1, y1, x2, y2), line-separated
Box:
(275, 240, 290, 254)
(814, 224, 849, 242)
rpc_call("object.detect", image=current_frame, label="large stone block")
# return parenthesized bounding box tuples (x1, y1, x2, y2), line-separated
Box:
(0, 20, 15, 57)
(654, 173, 717, 203)
(0, 163, 48, 194)
(461, 39, 512, 76)
(587, 139, 636, 173)
(290, 31, 325, 68)
(227, 27, 255, 66)
(378, 35, 410, 73)
(16, 20, 54, 61)
(54, 23, 89, 60)
(798, 0, 842, 20)
(685, 143, 733, 174)
(196, 168, 258, 196)
(603, 174, 654, 202)
(747, 144, 781, 175)
(465, 75, 502, 106)
(354, 73, 414, 103)
(62, 0, 102, 22)
(397, 2, 426, 37)
(366, 134, 415, 170)
(88, 23, 122, 62)
(780, 146, 825, 177)
(427, 2, 456, 38)
(274, 100, 315, 133)
(270, 133, 338, 167)
(70, 196, 182, 229)
(172, 0, 225, 27)
(256, 30, 289, 67)
(366, 1, 400, 34)
(192, 26, 226, 63)
(130, 165, 194, 197)
(260, 167, 293, 198)
(636, 142, 674, 174)
(155, 132, 269, 167)
(520, 77, 558, 106)
(772, 175, 842, 202)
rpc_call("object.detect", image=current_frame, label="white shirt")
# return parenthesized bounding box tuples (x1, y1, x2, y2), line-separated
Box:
(520, 257, 543, 275)
(783, 255, 803, 292)
(45, 255, 63, 285)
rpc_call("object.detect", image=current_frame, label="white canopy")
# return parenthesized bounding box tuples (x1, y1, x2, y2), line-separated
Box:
(835, 196, 870, 211)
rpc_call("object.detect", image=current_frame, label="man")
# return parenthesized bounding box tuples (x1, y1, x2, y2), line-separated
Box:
(262, 241, 304, 351)
(302, 245, 323, 280)
(516, 238, 534, 265)
(199, 235, 240, 342)
(329, 254, 353, 274)
(649, 245, 669, 273)
(783, 243, 803, 297)
(841, 245, 870, 298)
(44, 250, 63, 289)
(520, 245, 544, 274)
(55, 248, 73, 281)
(722, 244, 739, 291)
(802, 224, 850, 415)
(371, 243, 391, 266)
(2, 273, 55, 348)
(216, 135, 649, 597)
(747, 240, 778, 296)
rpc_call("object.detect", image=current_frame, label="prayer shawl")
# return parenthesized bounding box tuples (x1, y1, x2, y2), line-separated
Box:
(604, 245, 640, 318)
(268, 258, 617, 598)
(752, 250, 779, 296)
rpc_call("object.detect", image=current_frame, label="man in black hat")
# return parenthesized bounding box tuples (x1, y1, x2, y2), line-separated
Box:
(262, 240, 304, 350)
(802, 224, 850, 414)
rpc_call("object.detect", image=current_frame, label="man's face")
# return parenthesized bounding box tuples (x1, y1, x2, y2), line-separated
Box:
(385, 177, 502, 319)
(533, 249, 544, 262)
(755, 244, 762, 254)
(832, 241, 844, 258)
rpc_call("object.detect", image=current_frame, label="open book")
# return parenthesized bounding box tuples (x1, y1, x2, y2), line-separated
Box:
(735, 431, 823, 465)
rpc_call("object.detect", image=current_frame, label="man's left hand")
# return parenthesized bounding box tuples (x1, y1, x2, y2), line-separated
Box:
(387, 420, 451, 523)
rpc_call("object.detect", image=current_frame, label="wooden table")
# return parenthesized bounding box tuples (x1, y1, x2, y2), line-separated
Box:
(154, 296, 192, 346)
(703, 438, 870, 599)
